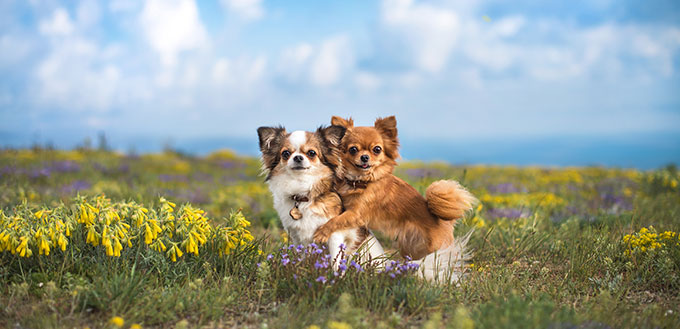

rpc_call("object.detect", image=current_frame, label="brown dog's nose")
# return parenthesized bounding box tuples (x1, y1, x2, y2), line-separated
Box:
(360, 155, 370, 163)
(294, 155, 304, 163)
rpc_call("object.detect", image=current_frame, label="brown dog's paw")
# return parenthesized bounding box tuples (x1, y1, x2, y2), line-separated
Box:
(313, 225, 332, 243)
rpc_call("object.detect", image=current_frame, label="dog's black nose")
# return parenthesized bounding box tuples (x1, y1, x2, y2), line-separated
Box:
(360, 155, 370, 163)
(293, 155, 304, 163)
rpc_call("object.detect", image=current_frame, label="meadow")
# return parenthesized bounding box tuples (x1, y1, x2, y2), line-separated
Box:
(0, 147, 679, 329)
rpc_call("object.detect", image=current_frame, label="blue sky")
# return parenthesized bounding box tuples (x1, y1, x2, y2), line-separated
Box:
(1, 0, 679, 167)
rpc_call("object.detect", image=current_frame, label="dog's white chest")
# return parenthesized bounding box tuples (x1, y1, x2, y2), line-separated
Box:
(267, 175, 328, 244)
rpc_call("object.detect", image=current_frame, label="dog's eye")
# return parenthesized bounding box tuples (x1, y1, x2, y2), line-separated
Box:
(307, 150, 316, 158)
(281, 150, 291, 160)
(373, 146, 382, 155)
(348, 146, 358, 155)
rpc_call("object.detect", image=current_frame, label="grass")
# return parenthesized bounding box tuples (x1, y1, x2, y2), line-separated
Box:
(0, 148, 679, 328)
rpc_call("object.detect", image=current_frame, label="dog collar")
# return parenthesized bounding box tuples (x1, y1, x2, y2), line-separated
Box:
(289, 194, 309, 220)
(290, 194, 309, 203)
(345, 179, 369, 189)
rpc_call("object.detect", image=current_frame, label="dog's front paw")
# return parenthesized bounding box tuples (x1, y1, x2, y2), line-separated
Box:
(313, 225, 332, 243)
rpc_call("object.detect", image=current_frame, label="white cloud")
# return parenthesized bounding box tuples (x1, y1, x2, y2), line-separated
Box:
(34, 38, 121, 112)
(489, 16, 525, 38)
(310, 36, 353, 86)
(278, 43, 313, 82)
(212, 58, 231, 84)
(211, 56, 267, 88)
(381, 0, 460, 73)
(39, 8, 74, 36)
(109, 0, 139, 13)
(76, 0, 101, 28)
(221, 0, 264, 20)
(278, 37, 353, 87)
(354, 72, 382, 91)
(139, 0, 208, 67)
(0, 34, 34, 67)
(459, 68, 483, 89)
(4, 0, 680, 145)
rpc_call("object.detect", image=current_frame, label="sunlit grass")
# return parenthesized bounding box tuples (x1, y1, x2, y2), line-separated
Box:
(0, 148, 679, 328)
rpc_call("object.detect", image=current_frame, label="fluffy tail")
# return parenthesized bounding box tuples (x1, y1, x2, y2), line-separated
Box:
(413, 230, 473, 283)
(426, 180, 477, 221)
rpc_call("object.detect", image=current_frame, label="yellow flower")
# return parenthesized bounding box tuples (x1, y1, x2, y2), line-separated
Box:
(109, 316, 124, 328)
(57, 234, 68, 251)
(38, 238, 50, 256)
(327, 321, 352, 329)
(16, 236, 32, 257)
(130, 324, 142, 329)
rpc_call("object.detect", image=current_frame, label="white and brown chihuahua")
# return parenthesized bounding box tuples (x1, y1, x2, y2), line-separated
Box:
(257, 125, 384, 262)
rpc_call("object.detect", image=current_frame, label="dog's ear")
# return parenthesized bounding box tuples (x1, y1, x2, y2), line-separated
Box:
(374, 116, 399, 159)
(374, 116, 397, 140)
(257, 126, 286, 171)
(331, 116, 354, 128)
(318, 125, 346, 147)
(316, 125, 346, 169)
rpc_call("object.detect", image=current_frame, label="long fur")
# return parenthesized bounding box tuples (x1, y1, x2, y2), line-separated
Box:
(257, 125, 385, 262)
(314, 116, 477, 282)
(414, 230, 472, 283)
(427, 180, 477, 221)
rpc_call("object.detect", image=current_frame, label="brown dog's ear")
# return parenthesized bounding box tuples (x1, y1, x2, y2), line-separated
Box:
(257, 126, 287, 173)
(374, 116, 397, 139)
(316, 125, 346, 170)
(374, 116, 399, 159)
(331, 116, 354, 128)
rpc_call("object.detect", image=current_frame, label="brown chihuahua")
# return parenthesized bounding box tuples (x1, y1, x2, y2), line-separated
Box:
(313, 116, 476, 281)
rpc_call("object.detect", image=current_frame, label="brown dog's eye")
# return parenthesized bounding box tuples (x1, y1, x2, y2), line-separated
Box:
(281, 150, 291, 160)
(373, 146, 382, 154)
(307, 150, 316, 158)
(348, 146, 358, 155)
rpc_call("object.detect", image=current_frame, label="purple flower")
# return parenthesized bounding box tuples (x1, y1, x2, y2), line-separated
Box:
(314, 261, 328, 269)
(486, 208, 528, 220)
(60, 180, 91, 195)
(350, 260, 362, 272)
(338, 264, 347, 272)
(339, 243, 346, 251)
(51, 161, 80, 173)
(30, 168, 51, 179)
(310, 243, 318, 249)
(267, 254, 274, 261)
(281, 258, 290, 266)
(487, 183, 521, 194)
(404, 168, 442, 179)
(316, 276, 327, 283)
(389, 273, 396, 278)
(257, 262, 262, 267)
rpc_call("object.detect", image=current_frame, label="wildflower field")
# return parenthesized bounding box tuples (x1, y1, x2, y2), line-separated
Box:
(1, 148, 679, 328)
